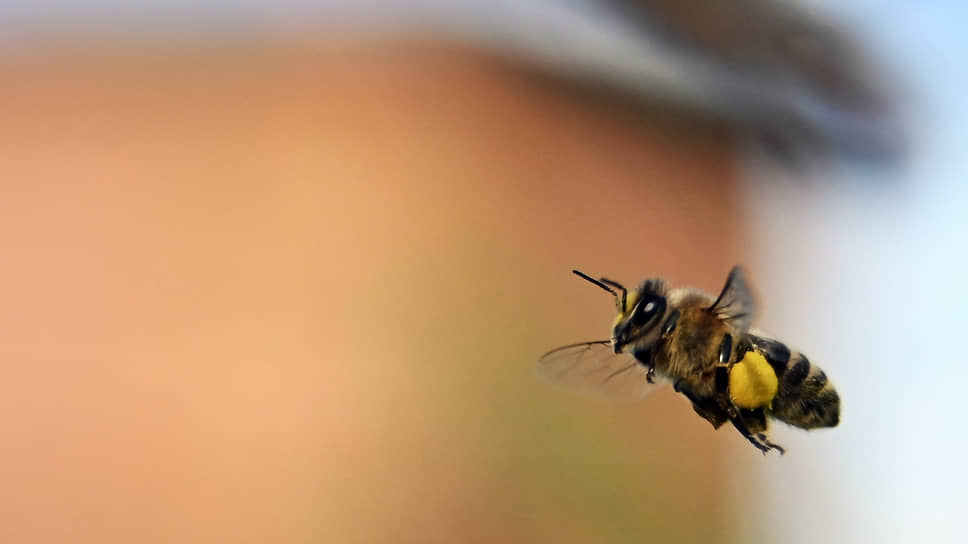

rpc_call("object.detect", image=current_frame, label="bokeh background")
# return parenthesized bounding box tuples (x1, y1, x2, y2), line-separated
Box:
(0, 1, 965, 543)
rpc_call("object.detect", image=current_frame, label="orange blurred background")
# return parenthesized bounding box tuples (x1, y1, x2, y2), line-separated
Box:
(0, 42, 749, 543)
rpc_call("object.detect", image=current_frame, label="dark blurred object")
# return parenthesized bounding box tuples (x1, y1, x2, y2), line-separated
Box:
(441, 0, 905, 166)
(614, 0, 887, 112)
(606, 0, 903, 163)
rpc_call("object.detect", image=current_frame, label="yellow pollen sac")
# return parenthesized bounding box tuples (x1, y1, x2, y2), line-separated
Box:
(729, 350, 779, 410)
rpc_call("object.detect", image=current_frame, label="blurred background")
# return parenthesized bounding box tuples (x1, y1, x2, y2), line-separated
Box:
(0, 1, 965, 543)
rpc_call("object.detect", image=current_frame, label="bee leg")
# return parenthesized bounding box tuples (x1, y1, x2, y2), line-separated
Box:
(743, 409, 784, 453)
(634, 348, 657, 384)
(731, 415, 771, 453)
(722, 404, 771, 453)
(714, 366, 779, 455)
(661, 309, 680, 337)
(714, 364, 730, 395)
(757, 434, 786, 455)
(718, 333, 733, 364)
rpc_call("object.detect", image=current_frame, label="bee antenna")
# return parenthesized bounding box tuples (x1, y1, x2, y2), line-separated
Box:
(572, 270, 627, 309)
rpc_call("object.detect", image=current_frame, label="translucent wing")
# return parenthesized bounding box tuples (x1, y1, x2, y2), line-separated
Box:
(708, 266, 756, 332)
(536, 341, 667, 402)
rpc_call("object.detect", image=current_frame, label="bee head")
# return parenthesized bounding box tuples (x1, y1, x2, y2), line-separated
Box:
(612, 279, 667, 354)
(572, 270, 668, 354)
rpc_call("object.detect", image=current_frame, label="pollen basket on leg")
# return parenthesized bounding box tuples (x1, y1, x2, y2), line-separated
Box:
(728, 350, 779, 409)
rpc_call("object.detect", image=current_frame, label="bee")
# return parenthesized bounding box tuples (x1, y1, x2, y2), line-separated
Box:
(537, 267, 840, 454)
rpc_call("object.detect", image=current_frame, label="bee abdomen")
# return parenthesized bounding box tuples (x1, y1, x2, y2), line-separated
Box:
(750, 336, 840, 430)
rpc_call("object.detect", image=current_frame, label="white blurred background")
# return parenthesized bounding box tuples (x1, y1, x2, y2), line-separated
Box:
(743, 3, 968, 542)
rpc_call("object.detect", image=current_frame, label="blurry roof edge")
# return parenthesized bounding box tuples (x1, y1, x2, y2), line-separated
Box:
(1, 0, 906, 165)
(426, 0, 908, 165)
(345, 1, 906, 166)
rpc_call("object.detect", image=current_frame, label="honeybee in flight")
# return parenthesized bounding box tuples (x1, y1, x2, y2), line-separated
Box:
(537, 267, 840, 454)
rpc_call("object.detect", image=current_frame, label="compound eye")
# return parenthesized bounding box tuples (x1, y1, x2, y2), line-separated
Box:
(630, 296, 664, 329)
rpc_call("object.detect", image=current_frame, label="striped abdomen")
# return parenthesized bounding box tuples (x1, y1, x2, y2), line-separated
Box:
(749, 335, 840, 429)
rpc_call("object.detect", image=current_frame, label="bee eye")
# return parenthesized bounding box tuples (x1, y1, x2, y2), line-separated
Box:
(630, 296, 664, 328)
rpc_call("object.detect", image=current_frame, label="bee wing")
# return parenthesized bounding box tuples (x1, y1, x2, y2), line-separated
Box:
(536, 341, 666, 402)
(708, 266, 756, 332)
